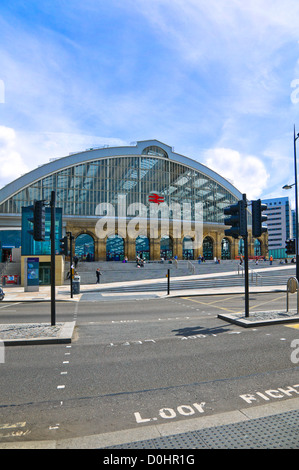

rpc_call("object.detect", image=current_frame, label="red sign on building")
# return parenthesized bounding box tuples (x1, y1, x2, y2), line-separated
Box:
(148, 193, 164, 204)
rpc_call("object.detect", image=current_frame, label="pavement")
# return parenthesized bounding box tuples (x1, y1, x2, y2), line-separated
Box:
(1, 266, 299, 449)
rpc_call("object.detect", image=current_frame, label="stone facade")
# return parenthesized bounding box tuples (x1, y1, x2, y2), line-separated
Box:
(66, 218, 268, 261)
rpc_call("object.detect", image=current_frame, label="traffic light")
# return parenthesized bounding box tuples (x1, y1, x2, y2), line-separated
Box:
(60, 236, 68, 256)
(252, 199, 267, 238)
(224, 200, 247, 239)
(285, 239, 296, 255)
(28, 200, 45, 241)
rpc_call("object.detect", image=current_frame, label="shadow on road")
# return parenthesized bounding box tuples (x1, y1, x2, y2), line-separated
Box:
(172, 325, 230, 337)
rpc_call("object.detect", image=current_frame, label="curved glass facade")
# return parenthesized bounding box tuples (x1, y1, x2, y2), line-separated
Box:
(0, 154, 238, 223)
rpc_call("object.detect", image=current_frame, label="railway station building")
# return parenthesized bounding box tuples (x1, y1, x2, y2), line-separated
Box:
(0, 140, 267, 284)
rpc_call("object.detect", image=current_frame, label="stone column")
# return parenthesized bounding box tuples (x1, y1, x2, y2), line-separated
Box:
(150, 238, 160, 260)
(126, 238, 136, 261)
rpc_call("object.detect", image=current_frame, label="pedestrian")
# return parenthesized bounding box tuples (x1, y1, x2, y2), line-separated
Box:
(74, 256, 78, 269)
(270, 255, 273, 266)
(96, 268, 101, 283)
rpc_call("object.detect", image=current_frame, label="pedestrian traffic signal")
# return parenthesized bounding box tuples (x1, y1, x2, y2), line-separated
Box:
(285, 239, 296, 255)
(252, 199, 267, 238)
(60, 236, 68, 256)
(224, 200, 247, 239)
(28, 200, 45, 241)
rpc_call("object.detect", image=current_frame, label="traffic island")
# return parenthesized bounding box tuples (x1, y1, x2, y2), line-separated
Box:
(218, 310, 299, 328)
(0, 321, 76, 345)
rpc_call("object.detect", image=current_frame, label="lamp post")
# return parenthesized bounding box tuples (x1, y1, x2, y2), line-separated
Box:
(283, 125, 299, 281)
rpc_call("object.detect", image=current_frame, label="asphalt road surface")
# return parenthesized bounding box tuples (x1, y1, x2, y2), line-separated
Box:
(1, 293, 299, 444)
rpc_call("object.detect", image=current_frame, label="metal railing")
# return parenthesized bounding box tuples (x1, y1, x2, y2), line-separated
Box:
(187, 260, 195, 274)
(237, 265, 262, 285)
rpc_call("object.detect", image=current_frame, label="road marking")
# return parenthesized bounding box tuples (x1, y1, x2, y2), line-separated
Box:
(108, 339, 156, 347)
(248, 294, 285, 311)
(0, 422, 26, 429)
(0, 421, 30, 438)
(49, 424, 60, 430)
(182, 297, 240, 313)
(285, 323, 299, 329)
(183, 294, 293, 316)
(0, 302, 22, 309)
(240, 384, 299, 403)
(134, 402, 206, 424)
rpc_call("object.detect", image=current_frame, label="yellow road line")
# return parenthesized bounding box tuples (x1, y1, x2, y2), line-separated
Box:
(182, 294, 291, 315)
(182, 296, 240, 313)
(285, 324, 299, 329)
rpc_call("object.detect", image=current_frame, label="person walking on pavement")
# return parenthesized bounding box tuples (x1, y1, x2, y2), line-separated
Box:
(96, 268, 101, 284)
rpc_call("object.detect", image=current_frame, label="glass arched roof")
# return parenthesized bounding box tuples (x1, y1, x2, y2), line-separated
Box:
(0, 140, 242, 224)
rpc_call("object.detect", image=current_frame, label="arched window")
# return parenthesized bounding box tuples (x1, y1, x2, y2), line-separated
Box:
(221, 238, 231, 260)
(238, 238, 244, 256)
(203, 236, 213, 260)
(142, 146, 168, 158)
(106, 235, 124, 261)
(75, 233, 95, 261)
(183, 236, 194, 259)
(254, 239, 262, 257)
(160, 236, 173, 260)
(136, 235, 150, 260)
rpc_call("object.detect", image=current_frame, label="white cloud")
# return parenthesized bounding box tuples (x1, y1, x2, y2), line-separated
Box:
(0, 126, 29, 187)
(0, 128, 127, 189)
(203, 147, 269, 200)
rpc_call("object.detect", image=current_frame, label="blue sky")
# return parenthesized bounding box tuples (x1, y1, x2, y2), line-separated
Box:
(1, 0, 299, 204)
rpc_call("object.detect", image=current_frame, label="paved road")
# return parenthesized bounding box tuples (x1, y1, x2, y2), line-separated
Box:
(1, 293, 299, 447)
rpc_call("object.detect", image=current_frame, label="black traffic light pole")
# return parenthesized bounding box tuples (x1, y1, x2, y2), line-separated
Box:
(224, 194, 250, 318)
(50, 191, 56, 326)
(225, 194, 268, 319)
(243, 194, 249, 318)
(67, 231, 74, 298)
(294, 126, 299, 282)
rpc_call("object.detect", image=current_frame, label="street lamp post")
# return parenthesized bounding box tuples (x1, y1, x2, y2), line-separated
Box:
(283, 125, 299, 281)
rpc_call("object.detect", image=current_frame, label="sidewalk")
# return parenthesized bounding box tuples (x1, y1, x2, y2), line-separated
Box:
(2, 397, 299, 449)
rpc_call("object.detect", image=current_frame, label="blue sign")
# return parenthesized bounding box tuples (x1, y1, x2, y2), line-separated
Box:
(27, 257, 39, 286)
